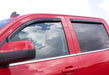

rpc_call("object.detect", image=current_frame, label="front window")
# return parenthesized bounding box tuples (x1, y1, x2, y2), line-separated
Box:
(9, 20, 69, 59)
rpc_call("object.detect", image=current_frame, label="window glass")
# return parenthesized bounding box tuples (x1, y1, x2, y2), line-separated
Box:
(9, 21, 69, 59)
(0, 18, 14, 29)
(72, 21, 109, 52)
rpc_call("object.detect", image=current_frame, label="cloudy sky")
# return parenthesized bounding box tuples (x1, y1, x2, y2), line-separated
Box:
(0, 0, 109, 24)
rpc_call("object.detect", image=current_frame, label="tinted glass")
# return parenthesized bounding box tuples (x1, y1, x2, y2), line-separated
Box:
(10, 21, 69, 59)
(0, 19, 14, 29)
(72, 22, 109, 52)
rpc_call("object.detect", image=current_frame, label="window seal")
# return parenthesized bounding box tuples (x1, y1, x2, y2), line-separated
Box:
(71, 19, 102, 24)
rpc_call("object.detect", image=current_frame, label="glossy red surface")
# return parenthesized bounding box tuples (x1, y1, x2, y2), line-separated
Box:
(65, 15, 109, 75)
(79, 50, 109, 75)
(0, 14, 109, 75)
(0, 55, 82, 75)
(0, 40, 35, 52)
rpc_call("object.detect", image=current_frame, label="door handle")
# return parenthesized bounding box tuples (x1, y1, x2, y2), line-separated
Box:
(62, 66, 78, 73)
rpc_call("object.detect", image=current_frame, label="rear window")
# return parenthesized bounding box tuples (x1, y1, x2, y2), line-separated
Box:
(71, 19, 109, 52)
(0, 18, 14, 29)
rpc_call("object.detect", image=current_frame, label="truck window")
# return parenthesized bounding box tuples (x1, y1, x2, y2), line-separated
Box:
(9, 20, 69, 59)
(71, 19, 109, 52)
(0, 18, 14, 29)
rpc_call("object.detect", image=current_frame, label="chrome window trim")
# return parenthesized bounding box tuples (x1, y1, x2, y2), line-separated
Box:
(77, 48, 109, 55)
(10, 48, 109, 67)
(10, 54, 77, 66)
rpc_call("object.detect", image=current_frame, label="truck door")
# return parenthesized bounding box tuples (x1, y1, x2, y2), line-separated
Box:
(66, 16, 109, 75)
(0, 15, 82, 75)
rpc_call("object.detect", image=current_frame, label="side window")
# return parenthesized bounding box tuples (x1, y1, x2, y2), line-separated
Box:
(9, 19, 69, 59)
(71, 19, 109, 52)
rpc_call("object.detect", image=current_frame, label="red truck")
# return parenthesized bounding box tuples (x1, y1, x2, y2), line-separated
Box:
(0, 13, 109, 75)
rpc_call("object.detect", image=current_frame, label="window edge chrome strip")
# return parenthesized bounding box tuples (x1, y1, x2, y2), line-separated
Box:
(10, 54, 77, 66)
(76, 48, 109, 55)
(10, 48, 109, 67)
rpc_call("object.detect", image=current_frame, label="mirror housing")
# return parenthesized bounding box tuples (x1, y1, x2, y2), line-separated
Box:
(0, 40, 35, 66)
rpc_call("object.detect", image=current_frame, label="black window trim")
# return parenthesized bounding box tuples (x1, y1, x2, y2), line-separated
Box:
(8, 18, 61, 41)
(71, 19, 102, 24)
(0, 18, 63, 49)
(6, 18, 70, 60)
(71, 19, 109, 52)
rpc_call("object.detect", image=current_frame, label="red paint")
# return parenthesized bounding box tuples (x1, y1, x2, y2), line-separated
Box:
(8, 55, 82, 75)
(65, 15, 109, 75)
(1, 40, 35, 52)
(79, 50, 109, 75)
(0, 13, 108, 75)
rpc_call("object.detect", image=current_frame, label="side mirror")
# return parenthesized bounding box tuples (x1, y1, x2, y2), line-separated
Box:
(0, 40, 35, 66)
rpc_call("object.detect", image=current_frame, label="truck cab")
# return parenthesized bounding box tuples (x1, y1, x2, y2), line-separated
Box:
(0, 14, 109, 75)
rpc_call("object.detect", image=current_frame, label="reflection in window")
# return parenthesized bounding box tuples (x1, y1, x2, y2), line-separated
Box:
(10, 22, 69, 59)
(72, 22, 109, 52)
(0, 18, 14, 29)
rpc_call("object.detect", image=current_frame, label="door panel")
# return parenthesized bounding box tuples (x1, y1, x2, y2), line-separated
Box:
(78, 50, 109, 75)
(0, 56, 81, 75)
(0, 15, 82, 75)
(10, 56, 81, 75)
(66, 16, 109, 75)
